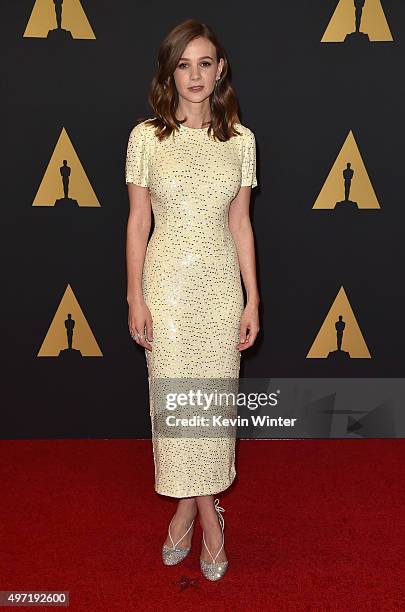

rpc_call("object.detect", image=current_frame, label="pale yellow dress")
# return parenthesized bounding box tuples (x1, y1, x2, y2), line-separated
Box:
(125, 118, 258, 497)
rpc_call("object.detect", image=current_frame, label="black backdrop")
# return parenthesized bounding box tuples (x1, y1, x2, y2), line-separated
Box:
(2, 1, 404, 437)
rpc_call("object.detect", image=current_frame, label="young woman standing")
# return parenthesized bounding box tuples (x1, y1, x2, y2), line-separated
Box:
(126, 18, 260, 581)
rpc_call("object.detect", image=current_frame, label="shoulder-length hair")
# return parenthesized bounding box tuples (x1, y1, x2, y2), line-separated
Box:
(136, 18, 242, 142)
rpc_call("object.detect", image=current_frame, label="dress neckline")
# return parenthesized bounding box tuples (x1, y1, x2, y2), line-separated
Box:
(179, 122, 210, 131)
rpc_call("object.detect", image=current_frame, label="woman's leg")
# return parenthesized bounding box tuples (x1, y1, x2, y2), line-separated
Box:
(163, 497, 197, 549)
(196, 495, 227, 563)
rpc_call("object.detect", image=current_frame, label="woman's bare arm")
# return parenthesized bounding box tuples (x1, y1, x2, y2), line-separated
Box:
(228, 186, 260, 350)
(126, 183, 153, 349)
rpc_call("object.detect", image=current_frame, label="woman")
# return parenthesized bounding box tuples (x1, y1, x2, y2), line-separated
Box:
(125, 18, 260, 581)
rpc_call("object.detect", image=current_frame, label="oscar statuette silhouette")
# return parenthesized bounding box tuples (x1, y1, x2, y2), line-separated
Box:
(344, 0, 370, 44)
(54, 160, 79, 208)
(47, 0, 73, 40)
(58, 313, 82, 358)
(334, 163, 359, 211)
(327, 315, 351, 360)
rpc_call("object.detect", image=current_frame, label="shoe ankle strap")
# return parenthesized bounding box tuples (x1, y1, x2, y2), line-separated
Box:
(202, 498, 226, 563)
(203, 527, 224, 564)
(168, 516, 195, 549)
(214, 498, 225, 530)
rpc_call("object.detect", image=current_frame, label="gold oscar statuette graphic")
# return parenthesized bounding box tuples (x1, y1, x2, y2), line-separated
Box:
(33, 127, 100, 207)
(313, 130, 380, 210)
(307, 286, 371, 359)
(37, 284, 102, 358)
(23, 0, 95, 40)
(321, 0, 393, 43)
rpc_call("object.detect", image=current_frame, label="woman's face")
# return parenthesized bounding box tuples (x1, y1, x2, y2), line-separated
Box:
(173, 36, 224, 104)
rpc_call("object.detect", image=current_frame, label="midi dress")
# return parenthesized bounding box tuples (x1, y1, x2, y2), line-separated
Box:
(125, 118, 258, 498)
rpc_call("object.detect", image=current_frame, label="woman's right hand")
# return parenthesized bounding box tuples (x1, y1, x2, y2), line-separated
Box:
(128, 298, 153, 351)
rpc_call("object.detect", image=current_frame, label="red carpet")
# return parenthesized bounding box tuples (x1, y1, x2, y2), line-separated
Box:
(0, 439, 404, 611)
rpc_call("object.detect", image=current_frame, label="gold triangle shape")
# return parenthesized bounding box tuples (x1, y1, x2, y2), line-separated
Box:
(38, 284, 102, 356)
(321, 0, 393, 42)
(306, 286, 371, 358)
(23, 0, 95, 39)
(33, 127, 100, 207)
(313, 130, 380, 209)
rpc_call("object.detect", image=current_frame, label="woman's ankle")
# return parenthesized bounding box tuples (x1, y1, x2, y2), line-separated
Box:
(176, 499, 197, 522)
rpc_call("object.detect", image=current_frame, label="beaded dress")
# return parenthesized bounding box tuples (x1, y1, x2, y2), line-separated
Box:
(125, 118, 258, 497)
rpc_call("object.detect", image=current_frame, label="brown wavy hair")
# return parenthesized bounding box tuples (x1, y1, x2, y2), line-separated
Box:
(136, 18, 242, 142)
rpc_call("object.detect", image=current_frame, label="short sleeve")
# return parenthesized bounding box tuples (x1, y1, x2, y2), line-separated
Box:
(125, 122, 149, 187)
(241, 129, 258, 188)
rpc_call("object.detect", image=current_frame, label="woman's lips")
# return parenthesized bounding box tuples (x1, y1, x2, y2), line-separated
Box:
(188, 86, 204, 91)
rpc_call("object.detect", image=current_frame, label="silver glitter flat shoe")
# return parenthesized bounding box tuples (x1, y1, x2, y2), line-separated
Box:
(200, 498, 228, 581)
(162, 515, 195, 566)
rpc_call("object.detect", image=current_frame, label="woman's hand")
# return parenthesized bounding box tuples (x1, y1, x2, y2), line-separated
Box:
(236, 302, 260, 351)
(128, 298, 153, 351)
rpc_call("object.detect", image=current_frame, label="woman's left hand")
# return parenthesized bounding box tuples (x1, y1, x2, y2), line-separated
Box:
(236, 303, 260, 351)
